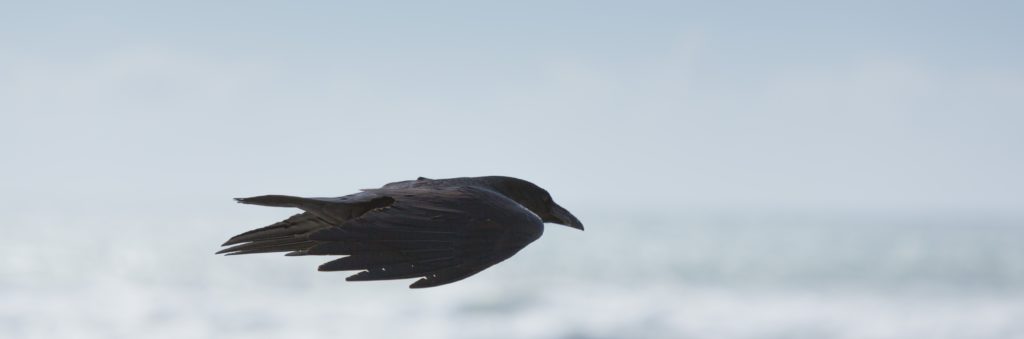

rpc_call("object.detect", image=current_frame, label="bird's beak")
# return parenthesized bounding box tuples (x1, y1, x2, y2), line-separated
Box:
(549, 203, 584, 230)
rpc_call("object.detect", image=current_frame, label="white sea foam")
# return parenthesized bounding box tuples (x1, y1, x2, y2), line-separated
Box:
(3, 210, 1023, 339)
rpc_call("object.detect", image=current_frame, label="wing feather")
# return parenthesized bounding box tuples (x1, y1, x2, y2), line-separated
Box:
(219, 186, 544, 288)
(310, 187, 543, 288)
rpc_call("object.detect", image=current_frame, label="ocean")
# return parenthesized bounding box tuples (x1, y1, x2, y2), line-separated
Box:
(3, 208, 1023, 339)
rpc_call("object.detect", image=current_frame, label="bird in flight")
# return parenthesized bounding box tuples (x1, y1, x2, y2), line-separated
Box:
(218, 176, 583, 288)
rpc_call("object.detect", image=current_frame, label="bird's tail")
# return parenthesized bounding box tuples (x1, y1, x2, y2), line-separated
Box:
(218, 193, 395, 256)
(216, 210, 328, 256)
(233, 195, 316, 208)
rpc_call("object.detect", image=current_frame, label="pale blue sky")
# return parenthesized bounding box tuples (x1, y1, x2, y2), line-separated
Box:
(2, 1, 1022, 222)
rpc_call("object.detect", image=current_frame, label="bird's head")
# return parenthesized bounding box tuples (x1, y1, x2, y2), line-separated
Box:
(483, 176, 584, 230)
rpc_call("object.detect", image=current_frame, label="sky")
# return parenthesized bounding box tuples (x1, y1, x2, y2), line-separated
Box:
(2, 1, 1022, 223)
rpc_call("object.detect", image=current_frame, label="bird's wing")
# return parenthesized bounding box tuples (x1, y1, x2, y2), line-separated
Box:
(308, 186, 544, 288)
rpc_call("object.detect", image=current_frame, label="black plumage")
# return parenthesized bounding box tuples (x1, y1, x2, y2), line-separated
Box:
(218, 176, 583, 288)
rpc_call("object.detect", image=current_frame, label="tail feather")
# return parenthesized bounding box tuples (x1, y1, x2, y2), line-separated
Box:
(221, 241, 318, 256)
(234, 194, 394, 224)
(216, 235, 317, 255)
(220, 193, 397, 256)
(218, 211, 330, 255)
(221, 212, 329, 246)
(234, 195, 327, 207)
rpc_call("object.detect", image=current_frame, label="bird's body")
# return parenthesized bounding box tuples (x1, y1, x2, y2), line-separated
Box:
(218, 176, 583, 288)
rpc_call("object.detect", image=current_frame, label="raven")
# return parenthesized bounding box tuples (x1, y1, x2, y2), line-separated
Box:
(218, 176, 583, 288)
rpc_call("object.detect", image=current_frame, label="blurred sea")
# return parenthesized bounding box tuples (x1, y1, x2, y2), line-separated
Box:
(3, 208, 1023, 339)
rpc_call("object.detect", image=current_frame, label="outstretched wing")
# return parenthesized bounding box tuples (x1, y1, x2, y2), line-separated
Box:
(308, 186, 544, 288)
(219, 186, 544, 288)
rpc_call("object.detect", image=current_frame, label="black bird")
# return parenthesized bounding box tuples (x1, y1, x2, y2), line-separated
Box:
(218, 176, 583, 288)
